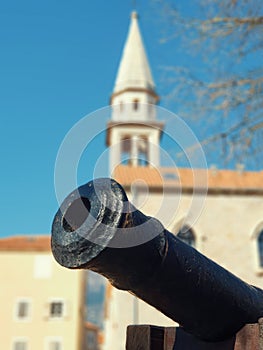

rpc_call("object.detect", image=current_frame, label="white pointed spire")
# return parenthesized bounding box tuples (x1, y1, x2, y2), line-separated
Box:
(107, 11, 163, 173)
(113, 11, 156, 94)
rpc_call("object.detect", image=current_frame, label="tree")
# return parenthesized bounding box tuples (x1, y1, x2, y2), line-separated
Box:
(155, 0, 263, 169)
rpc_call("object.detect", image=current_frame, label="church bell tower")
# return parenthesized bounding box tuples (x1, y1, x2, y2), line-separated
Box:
(106, 11, 163, 174)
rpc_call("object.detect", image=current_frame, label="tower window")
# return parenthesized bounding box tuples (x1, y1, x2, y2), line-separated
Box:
(138, 137, 149, 166)
(177, 226, 195, 247)
(133, 99, 139, 111)
(257, 230, 263, 267)
(120, 136, 131, 165)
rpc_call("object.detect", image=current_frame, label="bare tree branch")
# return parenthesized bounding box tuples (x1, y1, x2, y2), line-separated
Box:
(155, 0, 263, 168)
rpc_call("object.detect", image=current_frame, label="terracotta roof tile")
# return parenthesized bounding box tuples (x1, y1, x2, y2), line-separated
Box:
(114, 165, 263, 192)
(0, 235, 51, 252)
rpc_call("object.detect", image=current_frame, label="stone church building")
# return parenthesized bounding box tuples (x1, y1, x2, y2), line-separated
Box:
(102, 11, 263, 350)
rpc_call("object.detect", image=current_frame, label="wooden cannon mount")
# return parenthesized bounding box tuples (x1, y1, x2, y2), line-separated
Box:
(51, 178, 263, 348)
(126, 320, 263, 349)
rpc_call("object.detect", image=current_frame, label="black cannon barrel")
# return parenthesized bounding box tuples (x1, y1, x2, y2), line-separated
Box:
(51, 178, 263, 342)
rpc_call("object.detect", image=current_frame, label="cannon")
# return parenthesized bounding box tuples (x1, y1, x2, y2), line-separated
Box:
(51, 178, 263, 342)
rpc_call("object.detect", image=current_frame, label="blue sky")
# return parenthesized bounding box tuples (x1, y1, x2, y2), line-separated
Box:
(3, 1, 235, 237)
(1, 1, 183, 237)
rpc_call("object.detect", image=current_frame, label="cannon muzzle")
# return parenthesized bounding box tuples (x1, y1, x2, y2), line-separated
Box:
(51, 178, 263, 342)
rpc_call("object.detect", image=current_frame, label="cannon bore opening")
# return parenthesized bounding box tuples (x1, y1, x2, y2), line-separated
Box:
(62, 197, 91, 232)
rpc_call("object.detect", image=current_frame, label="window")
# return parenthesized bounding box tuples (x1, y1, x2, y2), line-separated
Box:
(120, 136, 131, 165)
(50, 301, 63, 318)
(133, 99, 139, 111)
(257, 230, 263, 267)
(15, 299, 31, 321)
(13, 340, 27, 350)
(177, 226, 195, 247)
(45, 337, 63, 350)
(137, 137, 149, 166)
(18, 302, 29, 318)
(49, 341, 62, 350)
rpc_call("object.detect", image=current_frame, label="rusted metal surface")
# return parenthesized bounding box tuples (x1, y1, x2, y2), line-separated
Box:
(51, 178, 263, 342)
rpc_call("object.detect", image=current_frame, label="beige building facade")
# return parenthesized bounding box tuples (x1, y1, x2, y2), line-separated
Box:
(0, 235, 87, 350)
(102, 11, 263, 350)
(103, 166, 263, 350)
